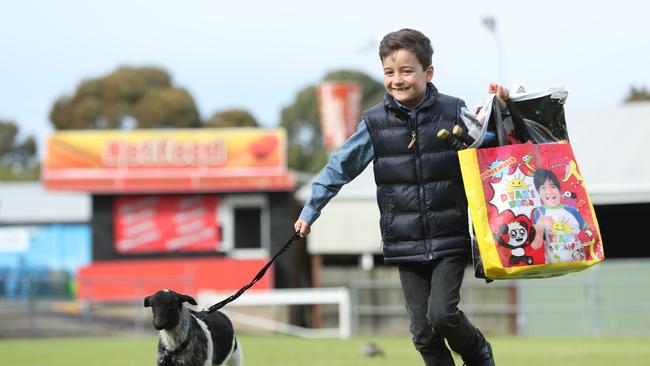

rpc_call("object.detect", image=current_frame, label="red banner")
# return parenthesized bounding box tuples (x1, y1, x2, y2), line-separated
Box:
(317, 82, 363, 150)
(114, 195, 220, 253)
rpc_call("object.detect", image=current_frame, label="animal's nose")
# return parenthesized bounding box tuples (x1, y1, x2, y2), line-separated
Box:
(153, 320, 165, 330)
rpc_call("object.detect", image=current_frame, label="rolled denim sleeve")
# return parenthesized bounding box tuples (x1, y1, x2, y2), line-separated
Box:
(299, 120, 374, 225)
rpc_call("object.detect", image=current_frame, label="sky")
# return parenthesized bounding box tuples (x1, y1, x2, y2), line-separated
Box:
(2, 0, 649, 157)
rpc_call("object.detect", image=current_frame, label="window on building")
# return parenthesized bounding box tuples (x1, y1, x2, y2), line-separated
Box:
(219, 195, 269, 257)
(233, 207, 261, 249)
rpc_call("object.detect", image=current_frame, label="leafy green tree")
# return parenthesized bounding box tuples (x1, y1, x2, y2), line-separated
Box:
(0, 120, 39, 181)
(133, 88, 199, 128)
(624, 86, 650, 103)
(204, 109, 259, 128)
(280, 69, 384, 173)
(49, 66, 200, 130)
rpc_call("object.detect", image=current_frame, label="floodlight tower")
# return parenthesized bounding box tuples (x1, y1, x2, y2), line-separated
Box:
(482, 16, 506, 85)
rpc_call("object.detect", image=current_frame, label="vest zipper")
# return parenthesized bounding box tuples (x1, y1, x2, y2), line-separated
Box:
(409, 113, 430, 251)
(407, 130, 416, 149)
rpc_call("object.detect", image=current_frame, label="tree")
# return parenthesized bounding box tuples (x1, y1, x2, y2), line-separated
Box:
(133, 88, 200, 128)
(280, 69, 384, 173)
(624, 86, 650, 103)
(49, 66, 200, 130)
(204, 109, 259, 128)
(0, 120, 39, 181)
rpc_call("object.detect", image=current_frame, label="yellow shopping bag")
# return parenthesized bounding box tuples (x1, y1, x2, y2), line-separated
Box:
(459, 142, 604, 280)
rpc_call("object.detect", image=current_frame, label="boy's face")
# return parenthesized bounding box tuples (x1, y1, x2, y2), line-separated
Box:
(382, 49, 433, 109)
(539, 178, 561, 207)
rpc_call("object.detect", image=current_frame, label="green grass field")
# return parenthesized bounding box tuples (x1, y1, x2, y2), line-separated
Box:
(1, 335, 649, 365)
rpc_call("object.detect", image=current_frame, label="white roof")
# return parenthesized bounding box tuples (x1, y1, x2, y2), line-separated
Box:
(296, 163, 376, 202)
(0, 182, 91, 223)
(566, 102, 650, 204)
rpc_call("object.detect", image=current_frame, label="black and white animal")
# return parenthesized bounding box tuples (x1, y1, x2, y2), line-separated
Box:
(494, 220, 535, 265)
(144, 289, 242, 366)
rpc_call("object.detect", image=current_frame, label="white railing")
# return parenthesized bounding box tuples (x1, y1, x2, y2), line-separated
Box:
(197, 287, 351, 339)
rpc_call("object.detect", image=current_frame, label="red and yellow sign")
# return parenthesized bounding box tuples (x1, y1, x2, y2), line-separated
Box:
(43, 128, 295, 192)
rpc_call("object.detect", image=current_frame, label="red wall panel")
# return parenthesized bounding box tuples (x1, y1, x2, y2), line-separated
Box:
(77, 257, 272, 301)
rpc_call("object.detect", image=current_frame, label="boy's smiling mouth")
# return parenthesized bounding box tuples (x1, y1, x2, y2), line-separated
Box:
(543, 192, 560, 205)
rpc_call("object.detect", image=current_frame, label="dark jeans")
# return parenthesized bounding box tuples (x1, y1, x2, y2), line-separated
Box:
(398, 256, 485, 366)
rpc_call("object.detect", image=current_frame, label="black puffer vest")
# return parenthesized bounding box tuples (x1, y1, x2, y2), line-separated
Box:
(364, 83, 470, 264)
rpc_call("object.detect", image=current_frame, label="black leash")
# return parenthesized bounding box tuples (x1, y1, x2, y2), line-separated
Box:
(207, 231, 301, 313)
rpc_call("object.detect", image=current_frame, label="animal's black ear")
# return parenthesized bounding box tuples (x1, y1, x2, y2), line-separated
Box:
(180, 294, 197, 305)
(499, 224, 508, 234)
(144, 296, 152, 308)
(529, 226, 536, 241)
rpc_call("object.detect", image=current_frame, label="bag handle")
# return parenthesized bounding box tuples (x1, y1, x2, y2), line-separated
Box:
(490, 95, 509, 146)
(505, 98, 533, 144)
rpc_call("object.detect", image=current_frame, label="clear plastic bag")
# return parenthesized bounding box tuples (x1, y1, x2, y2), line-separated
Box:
(463, 87, 571, 147)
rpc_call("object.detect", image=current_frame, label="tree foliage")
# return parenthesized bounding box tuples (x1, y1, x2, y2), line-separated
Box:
(280, 69, 384, 173)
(624, 86, 650, 103)
(49, 66, 200, 129)
(204, 109, 259, 128)
(0, 120, 39, 181)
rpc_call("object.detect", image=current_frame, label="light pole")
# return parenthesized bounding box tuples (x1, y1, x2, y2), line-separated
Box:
(482, 16, 506, 85)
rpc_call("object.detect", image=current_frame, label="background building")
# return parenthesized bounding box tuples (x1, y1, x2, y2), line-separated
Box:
(0, 182, 90, 300)
(40, 128, 305, 302)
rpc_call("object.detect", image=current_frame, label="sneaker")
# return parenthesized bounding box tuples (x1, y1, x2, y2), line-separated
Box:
(461, 340, 495, 366)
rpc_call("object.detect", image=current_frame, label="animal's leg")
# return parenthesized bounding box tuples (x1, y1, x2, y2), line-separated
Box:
(225, 340, 242, 366)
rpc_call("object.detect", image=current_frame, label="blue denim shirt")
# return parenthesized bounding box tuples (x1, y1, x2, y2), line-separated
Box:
(299, 119, 374, 225)
(299, 94, 481, 225)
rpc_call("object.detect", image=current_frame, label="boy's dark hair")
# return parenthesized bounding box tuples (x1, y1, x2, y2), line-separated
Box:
(533, 168, 561, 192)
(379, 28, 433, 70)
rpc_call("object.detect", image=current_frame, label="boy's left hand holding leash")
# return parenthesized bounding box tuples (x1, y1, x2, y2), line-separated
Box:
(294, 219, 311, 238)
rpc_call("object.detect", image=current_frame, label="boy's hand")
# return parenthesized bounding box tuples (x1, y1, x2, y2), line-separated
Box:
(540, 216, 554, 228)
(533, 216, 554, 233)
(294, 219, 311, 238)
(489, 82, 510, 109)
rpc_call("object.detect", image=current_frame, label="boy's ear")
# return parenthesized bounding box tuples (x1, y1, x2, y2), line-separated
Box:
(426, 65, 434, 81)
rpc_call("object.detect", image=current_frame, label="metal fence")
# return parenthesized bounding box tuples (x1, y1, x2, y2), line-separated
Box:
(1, 258, 649, 338)
(329, 258, 650, 337)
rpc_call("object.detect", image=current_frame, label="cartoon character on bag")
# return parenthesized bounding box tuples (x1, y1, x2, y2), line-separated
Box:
(530, 168, 590, 263)
(578, 227, 603, 260)
(493, 217, 536, 265)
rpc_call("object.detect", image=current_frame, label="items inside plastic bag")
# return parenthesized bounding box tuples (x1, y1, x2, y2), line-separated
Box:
(507, 86, 569, 144)
(460, 86, 570, 147)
